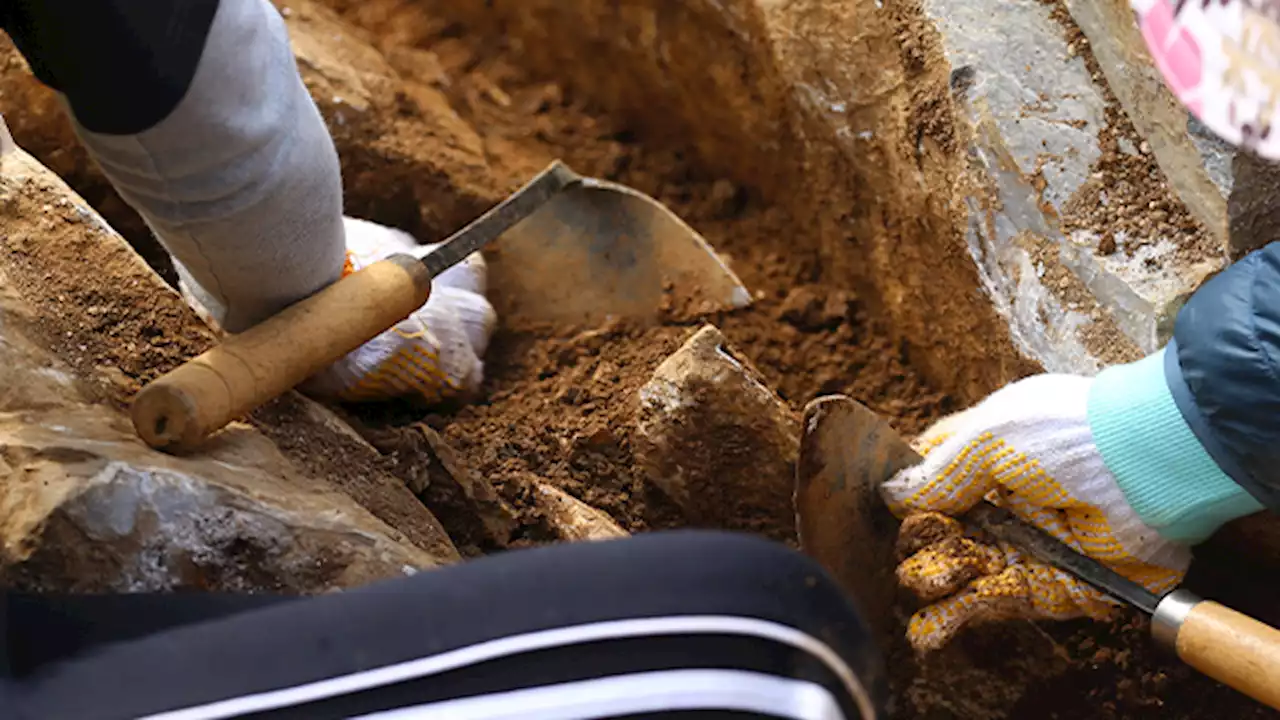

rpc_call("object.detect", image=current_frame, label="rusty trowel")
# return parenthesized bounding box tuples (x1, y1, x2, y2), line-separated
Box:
(131, 161, 751, 451)
(796, 394, 1280, 711)
(483, 166, 752, 326)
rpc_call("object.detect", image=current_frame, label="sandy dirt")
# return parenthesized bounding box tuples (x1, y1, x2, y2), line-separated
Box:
(337, 17, 1277, 719)
(4, 1, 1278, 717)
(346, 25, 955, 538)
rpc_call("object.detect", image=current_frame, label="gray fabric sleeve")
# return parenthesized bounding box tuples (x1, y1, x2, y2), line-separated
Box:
(66, 0, 345, 333)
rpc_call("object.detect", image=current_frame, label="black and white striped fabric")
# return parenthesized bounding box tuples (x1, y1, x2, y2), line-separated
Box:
(1, 531, 884, 720)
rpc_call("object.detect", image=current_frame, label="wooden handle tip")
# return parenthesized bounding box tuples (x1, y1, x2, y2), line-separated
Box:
(131, 369, 222, 451)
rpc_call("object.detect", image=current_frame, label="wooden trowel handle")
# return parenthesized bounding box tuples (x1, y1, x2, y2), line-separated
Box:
(1154, 590, 1280, 709)
(131, 255, 433, 451)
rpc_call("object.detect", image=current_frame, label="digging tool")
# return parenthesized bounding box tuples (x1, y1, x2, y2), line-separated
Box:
(131, 161, 750, 451)
(796, 394, 1280, 711)
(482, 166, 752, 326)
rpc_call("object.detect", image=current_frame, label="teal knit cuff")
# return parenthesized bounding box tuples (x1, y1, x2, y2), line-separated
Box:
(1087, 348, 1263, 545)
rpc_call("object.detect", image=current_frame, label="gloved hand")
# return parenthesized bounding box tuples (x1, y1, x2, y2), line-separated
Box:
(880, 354, 1262, 652)
(181, 216, 496, 405)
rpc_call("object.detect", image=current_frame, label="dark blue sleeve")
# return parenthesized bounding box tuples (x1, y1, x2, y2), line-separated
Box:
(1169, 242, 1280, 512)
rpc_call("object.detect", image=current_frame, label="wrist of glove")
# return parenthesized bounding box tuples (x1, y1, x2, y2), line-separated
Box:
(882, 349, 1262, 652)
(181, 217, 496, 405)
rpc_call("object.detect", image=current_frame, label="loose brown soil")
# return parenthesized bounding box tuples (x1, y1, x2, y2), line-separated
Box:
(341, 19, 955, 539)
(4, 1, 1278, 718)
(342, 17, 1276, 719)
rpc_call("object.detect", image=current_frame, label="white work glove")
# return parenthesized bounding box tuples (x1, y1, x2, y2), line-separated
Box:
(181, 216, 496, 404)
(880, 373, 1190, 652)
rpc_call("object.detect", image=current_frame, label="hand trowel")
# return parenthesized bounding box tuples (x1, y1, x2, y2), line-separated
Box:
(795, 394, 1280, 711)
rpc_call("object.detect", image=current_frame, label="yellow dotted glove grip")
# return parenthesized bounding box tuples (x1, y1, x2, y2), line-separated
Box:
(892, 429, 1182, 652)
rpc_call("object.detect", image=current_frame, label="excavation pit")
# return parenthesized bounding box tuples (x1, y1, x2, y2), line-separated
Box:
(3, 0, 1280, 717)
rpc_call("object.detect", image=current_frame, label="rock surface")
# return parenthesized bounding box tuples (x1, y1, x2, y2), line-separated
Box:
(358, 422, 519, 553)
(635, 325, 799, 542)
(281, 0, 505, 242)
(0, 131, 458, 592)
(1059, 0, 1280, 267)
(1058, 0, 1226, 242)
(0, 401, 441, 593)
(530, 481, 629, 543)
(1058, 0, 1280, 300)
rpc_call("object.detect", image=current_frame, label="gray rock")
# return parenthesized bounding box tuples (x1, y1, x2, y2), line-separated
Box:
(921, 0, 1225, 370)
(0, 297, 446, 593)
(2, 408, 443, 593)
(530, 482, 629, 543)
(634, 326, 799, 542)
